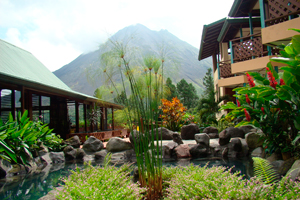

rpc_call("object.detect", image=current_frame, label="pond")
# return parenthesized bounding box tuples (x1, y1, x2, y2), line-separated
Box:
(0, 158, 253, 200)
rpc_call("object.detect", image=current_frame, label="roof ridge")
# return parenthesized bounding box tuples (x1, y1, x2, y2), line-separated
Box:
(0, 39, 33, 55)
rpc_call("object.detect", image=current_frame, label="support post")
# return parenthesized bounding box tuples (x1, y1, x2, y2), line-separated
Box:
(11, 90, 15, 120)
(28, 91, 32, 120)
(239, 27, 243, 42)
(75, 102, 79, 133)
(259, 0, 266, 28)
(111, 107, 114, 130)
(84, 104, 87, 132)
(230, 41, 234, 64)
(21, 86, 25, 114)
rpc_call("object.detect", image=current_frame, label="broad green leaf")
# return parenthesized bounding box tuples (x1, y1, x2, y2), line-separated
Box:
(279, 50, 290, 58)
(20, 110, 28, 124)
(292, 35, 300, 54)
(0, 139, 17, 163)
(247, 72, 266, 82)
(295, 116, 300, 130)
(219, 102, 238, 110)
(280, 66, 300, 76)
(282, 70, 296, 86)
(276, 88, 291, 100)
(271, 57, 298, 67)
(288, 28, 300, 33)
(284, 44, 295, 55)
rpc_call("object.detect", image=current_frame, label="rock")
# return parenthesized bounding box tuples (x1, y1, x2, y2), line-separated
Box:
(151, 127, 173, 140)
(222, 147, 229, 158)
(49, 152, 65, 163)
(189, 144, 208, 158)
(132, 167, 139, 183)
(245, 132, 264, 150)
(63, 145, 77, 161)
(231, 138, 243, 152)
(278, 158, 295, 176)
(194, 133, 210, 147)
(7, 164, 27, 176)
(163, 142, 178, 159)
(251, 147, 265, 158)
(110, 152, 126, 164)
(271, 160, 285, 172)
(172, 132, 183, 145)
(129, 130, 145, 145)
(288, 159, 300, 174)
(287, 168, 300, 181)
(238, 125, 253, 135)
(40, 152, 53, 165)
(219, 129, 231, 145)
(174, 144, 191, 158)
(76, 148, 86, 160)
(38, 143, 49, 154)
(266, 153, 281, 163)
(226, 127, 245, 138)
(82, 136, 104, 152)
(94, 150, 108, 160)
(106, 137, 133, 152)
(181, 124, 200, 140)
(65, 135, 81, 148)
(208, 133, 219, 139)
(203, 126, 218, 134)
(0, 159, 12, 178)
(38, 186, 64, 200)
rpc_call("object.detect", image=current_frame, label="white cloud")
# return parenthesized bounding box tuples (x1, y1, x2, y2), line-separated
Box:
(0, 0, 234, 71)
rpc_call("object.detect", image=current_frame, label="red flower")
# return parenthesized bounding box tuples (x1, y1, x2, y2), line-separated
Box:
(245, 94, 251, 105)
(246, 72, 255, 87)
(280, 78, 285, 85)
(261, 107, 265, 114)
(244, 109, 251, 122)
(237, 99, 241, 107)
(266, 67, 277, 89)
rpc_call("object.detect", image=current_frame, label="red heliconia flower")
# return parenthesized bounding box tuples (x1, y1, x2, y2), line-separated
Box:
(266, 67, 277, 89)
(244, 109, 251, 122)
(280, 78, 285, 85)
(246, 72, 255, 87)
(237, 99, 241, 107)
(266, 67, 269, 71)
(245, 94, 251, 105)
(261, 107, 265, 114)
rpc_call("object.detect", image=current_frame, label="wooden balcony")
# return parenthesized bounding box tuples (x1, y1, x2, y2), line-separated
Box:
(219, 61, 234, 78)
(265, 0, 300, 26)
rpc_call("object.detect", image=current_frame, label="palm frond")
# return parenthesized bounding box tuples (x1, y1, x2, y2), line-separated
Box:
(253, 157, 279, 184)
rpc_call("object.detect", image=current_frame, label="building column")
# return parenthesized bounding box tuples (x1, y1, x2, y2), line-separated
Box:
(111, 107, 114, 130)
(75, 102, 79, 133)
(84, 104, 87, 132)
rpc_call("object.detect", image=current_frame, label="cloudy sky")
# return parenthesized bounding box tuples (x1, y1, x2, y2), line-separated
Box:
(0, 0, 234, 72)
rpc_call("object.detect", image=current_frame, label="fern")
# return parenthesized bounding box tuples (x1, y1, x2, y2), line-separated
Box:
(253, 157, 279, 184)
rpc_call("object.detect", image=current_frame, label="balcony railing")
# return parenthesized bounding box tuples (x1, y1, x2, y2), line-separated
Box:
(265, 0, 300, 26)
(218, 60, 234, 78)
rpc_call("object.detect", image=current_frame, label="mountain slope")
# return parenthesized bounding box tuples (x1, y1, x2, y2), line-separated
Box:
(54, 24, 212, 96)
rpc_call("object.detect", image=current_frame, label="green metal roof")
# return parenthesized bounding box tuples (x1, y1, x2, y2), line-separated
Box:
(198, 18, 226, 60)
(0, 39, 122, 109)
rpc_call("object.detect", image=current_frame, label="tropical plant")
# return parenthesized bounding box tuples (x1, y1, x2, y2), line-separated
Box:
(159, 97, 187, 131)
(0, 110, 64, 164)
(100, 36, 164, 199)
(252, 157, 279, 184)
(220, 30, 300, 154)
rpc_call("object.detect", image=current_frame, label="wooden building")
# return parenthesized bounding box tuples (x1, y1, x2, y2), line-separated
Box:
(0, 39, 125, 141)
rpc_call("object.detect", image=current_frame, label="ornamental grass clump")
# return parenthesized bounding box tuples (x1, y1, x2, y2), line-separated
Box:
(56, 161, 145, 200)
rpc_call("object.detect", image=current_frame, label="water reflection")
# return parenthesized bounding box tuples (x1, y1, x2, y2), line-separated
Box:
(0, 158, 252, 200)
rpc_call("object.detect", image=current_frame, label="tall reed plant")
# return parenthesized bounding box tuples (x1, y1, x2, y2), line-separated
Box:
(100, 36, 164, 199)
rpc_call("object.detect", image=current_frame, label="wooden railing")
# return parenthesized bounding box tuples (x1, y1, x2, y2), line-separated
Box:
(218, 60, 233, 78)
(66, 129, 129, 143)
(265, 0, 300, 26)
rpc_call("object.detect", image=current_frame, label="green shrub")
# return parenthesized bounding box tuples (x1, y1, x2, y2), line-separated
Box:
(56, 163, 145, 200)
(165, 164, 300, 200)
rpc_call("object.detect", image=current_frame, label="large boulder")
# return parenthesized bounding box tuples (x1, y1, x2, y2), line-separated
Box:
(76, 148, 86, 160)
(106, 137, 133, 152)
(174, 144, 191, 158)
(189, 144, 209, 158)
(208, 133, 219, 139)
(0, 159, 12, 178)
(245, 132, 264, 150)
(231, 138, 243, 152)
(94, 150, 108, 161)
(251, 147, 265, 158)
(63, 145, 77, 161)
(82, 136, 104, 152)
(65, 135, 81, 148)
(150, 127, 173, 140)
(181, 124, 200, 140)
(194, 133, 210, 147)
(49, 152, 65, 163)
(271, 160, 285, 172)
(238, 125, 253, 135)
(172, 132, 183, 145)
(226, 127, 245, 138)
(266, 153, 282, 163)
(129, 130, 147, 145)
(163, 142, 178, 159)
(219, 129, 231, 146)
(203, 126, 218, 134)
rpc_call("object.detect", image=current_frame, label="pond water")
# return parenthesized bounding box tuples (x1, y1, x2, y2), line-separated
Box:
(0, 158, 253, 200)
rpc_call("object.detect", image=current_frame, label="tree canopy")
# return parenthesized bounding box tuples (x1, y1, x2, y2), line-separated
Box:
(176, 79, 199, 109)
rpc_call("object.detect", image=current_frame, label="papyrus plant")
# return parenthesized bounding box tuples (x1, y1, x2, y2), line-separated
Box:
(100, 36, 164, 199)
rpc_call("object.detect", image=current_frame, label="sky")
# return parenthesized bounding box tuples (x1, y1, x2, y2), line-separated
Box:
(0, 0, 234, 72)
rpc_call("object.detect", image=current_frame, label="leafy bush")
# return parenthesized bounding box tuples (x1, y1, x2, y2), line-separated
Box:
(220, 30, 300, 154)
(56, 162, 145, 200)
(0, 111, 65, 164)
(210, 117, 235, 132)
(159, 97, 187, 131)
(165, 164, 300, 200)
